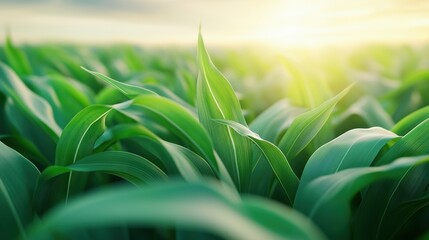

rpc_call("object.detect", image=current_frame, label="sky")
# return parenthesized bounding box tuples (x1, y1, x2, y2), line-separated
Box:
(1, 0, 429, 47)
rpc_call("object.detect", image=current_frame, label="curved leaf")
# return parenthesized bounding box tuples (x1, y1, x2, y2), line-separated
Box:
(300, 127, 398, 187)
(42, 151, 167, 185)
(215, 119, 299, 204)
(294, 155, 429, 240)
(0, 142, 40, 240)
(27, 181, 325, 240)
(278, 85, 352, 172)
(82, 67, 157, 98)
(197, 31, 252, 191)
(0, 62, 61, 139)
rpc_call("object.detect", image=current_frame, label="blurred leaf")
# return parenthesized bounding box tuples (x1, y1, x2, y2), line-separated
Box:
(0, 142, 40, 240)
(28, 181, 325, 240)
(0, 62, 61, 139)
(278, 85, 352, 172)
(4, 35, 32, 75)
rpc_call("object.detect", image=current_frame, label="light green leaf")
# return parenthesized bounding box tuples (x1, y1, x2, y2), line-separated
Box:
(377, 118, 429, 165)
(299, 127, 398, 187)
(391, 105, 429, 135)
(250, 100, 304, 143)
(214, 119, 299, 204)
(82, 67, 157, 98)
(278, 85, 352, 172)
(197, 31, 252, 191)
(336, 96, 394, 130)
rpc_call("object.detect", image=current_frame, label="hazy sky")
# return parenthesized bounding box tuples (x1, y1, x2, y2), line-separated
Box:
(1, 0, 429, 46)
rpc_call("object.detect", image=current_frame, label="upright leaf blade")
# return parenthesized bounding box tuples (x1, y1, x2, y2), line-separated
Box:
(278, 85, 352, 172)
(215, 119, 299, 204)
(197, 31, 252, 191)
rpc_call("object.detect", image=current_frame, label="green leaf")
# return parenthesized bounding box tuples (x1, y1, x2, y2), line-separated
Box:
(250, 100, 304, 143)
(0, 62, 61, 139)
(95, 124, 224, 184)
(197, 31, 252, 191)
(214, 119, 298, 204)
(0, 142, 40, 240)
(4, 35, 32, 75)
(120, 95, 218, 172)
(27, 181, 325, 240)
(377, 118, 429, 165)
(299, 127, 398, 187)
(42, 151, 167, 185)
(336, 96, 394, 130)
(294, 155, 429, 240)
(55, 102, 131, 201)
(82, 67, 158, 98)
(391, 105, 429, 135)
(278, 85, 353, 172)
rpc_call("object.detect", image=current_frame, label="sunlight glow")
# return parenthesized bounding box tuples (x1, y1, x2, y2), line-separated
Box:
(0, 0, 429, 47)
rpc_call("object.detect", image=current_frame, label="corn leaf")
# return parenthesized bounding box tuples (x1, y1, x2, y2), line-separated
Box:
(0, 142, 40, 240)
(42, 151, 167, 185)
(27, 181, 325, 240)
(197, 31, 252, 191)
(299, 127, 398, 187)
(278, 85, 352, 172)
(215, 119, 299, 203)
(294, 155, 429, 240)
(0, 62, 61, 139)
(82, 67, 157, 98)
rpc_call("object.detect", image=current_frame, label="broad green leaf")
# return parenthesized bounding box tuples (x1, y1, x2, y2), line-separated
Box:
(55, 102, 131, 202)
(0, 142, 40, 240)
(95, 124, 224, 183)
(278, 85, 352, 172)
(27, 181, 325, 240)
(299, 127, 398, 187)
(82, 67, 157, 98)
(119, 95, 218, 172)
(0, 62, 61, 139)
(42, 151, 167, 185)
(197, 31, 252, 191)
(391, 105, 429, 135)
(377, 118, 429, 165)
(214, 119, 298, 204)
(294, 155, 429, 240)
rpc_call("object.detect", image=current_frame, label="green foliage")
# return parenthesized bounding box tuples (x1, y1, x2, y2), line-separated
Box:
(0, 32, 429, 240)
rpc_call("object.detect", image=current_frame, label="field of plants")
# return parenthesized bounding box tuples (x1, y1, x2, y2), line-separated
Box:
(1, 32, 429, 240)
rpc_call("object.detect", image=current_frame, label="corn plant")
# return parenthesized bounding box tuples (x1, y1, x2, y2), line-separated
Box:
(1, 31, 429, 240)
